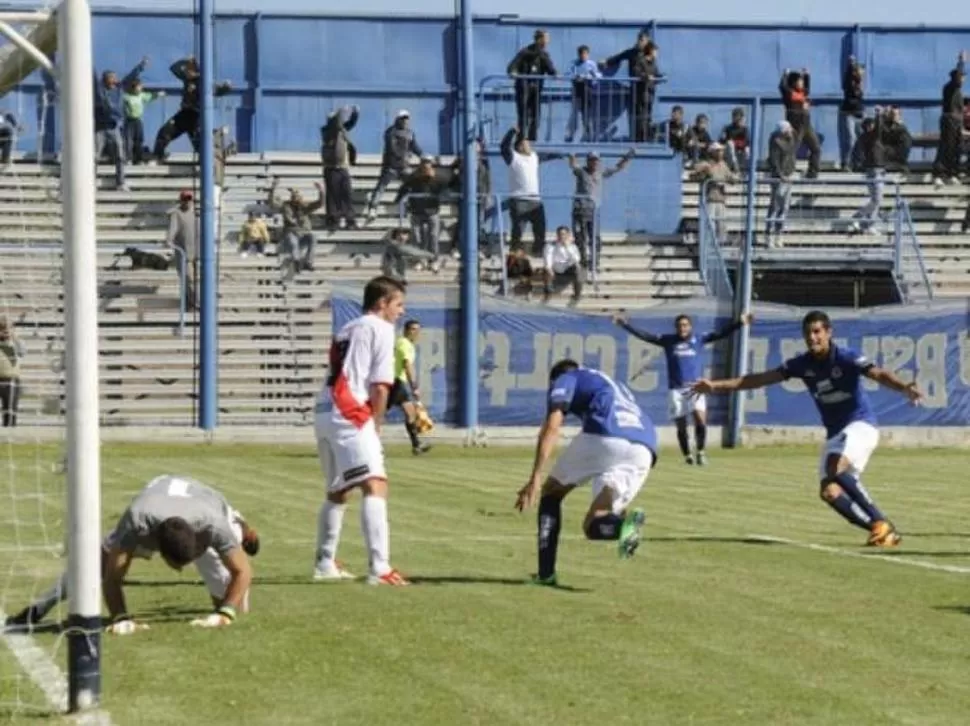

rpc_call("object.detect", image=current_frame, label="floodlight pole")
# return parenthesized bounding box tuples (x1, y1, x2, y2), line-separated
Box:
(60, 0, 102, 713)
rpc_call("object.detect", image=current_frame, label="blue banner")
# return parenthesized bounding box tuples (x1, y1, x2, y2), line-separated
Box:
(332, 288, 970, 427)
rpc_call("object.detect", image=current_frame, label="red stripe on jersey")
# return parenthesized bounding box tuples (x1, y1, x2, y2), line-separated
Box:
(331, 371, 373, 429)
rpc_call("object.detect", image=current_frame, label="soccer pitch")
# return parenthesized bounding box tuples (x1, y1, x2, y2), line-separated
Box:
(2, 442, 969, 725)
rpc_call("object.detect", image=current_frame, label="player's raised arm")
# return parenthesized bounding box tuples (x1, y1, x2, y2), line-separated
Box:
(102, 545, 149, 635)
(612, 313, 663, 344)
(862, 364, 923, 404)
(701, 312, 753, 345)
(692, 367, 786, 394)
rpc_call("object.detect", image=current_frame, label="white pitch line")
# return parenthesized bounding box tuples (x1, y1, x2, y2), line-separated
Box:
(0, 609, 115, 725)
(749, 534, 970, 575)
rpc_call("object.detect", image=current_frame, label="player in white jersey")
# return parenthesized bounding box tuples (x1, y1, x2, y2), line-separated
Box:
(4, 474, 259, 634)
(314, 275, 410, 586)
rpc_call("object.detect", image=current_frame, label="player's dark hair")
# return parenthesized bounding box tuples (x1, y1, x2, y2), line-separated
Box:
(577, 44, 589, 55)
(403, 319, 420, 333)
(362, 275, 406, 312)
(801, 310, 831, 332)
(675, 314, 691, 326)
(549, 358, 580, 385)
(156, 517, 198, 567)
(556, 225, 570, 236)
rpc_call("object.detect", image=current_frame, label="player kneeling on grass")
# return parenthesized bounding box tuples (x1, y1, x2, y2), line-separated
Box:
(692, 310, 922, 547)
(515, 360, 657, 586)
(5, 474, 258, 634)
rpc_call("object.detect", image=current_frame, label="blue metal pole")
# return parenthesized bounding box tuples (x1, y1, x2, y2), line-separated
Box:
(727, 97, 761, 448)
(198, 0, 217, 430)
(458, 0, 479, 431)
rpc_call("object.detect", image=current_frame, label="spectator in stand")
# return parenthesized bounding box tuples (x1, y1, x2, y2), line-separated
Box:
(566, 44, 601, 143)
(267, 177, 325, 273)
(0, 112, 21, 170)
(449, 138, 491, 247)
(719, 107, 750, 173)
(0, 317, 24, 427)
(779, 68, 820, 179)
(602, 33, 664, 143)
(165, 190, 198, 311)
(849, 109, 887, 236)
(839, 57, 865, 170)
(381, 227, 440, 281)
(501, 126, 552, 256)
(153, 56, 231, 162)
(685, 113, 713, 166)
(507, 29, 557, 142)
(505, 247, 538, 296)
(395, 156, 447, 257)
(94, 57, 147, 191)
(238, 212, 270, 258)
(320, 105, 360, 230)
(123, 78, 163, 165)
(764, 121, 796, 248)
(664, 105, 687, 154)
(883, 107, 912, 171)
(567, 149, 634, 269)
(691, 143, 738, 244)
(365, 110, 422, 223)
(542, 225, 583, 304)
(932, 52, 966, 187)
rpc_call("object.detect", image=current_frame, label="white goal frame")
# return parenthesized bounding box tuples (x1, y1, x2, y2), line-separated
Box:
(0, 0, 102, 715)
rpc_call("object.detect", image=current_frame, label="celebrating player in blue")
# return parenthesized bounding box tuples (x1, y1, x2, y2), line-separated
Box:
(692, 310, 922, 547)
(515, 360, 658, 586)
(613, 311, 753, 465)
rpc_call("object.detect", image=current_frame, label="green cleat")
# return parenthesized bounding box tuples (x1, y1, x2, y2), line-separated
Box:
(618, 508, 646, 559)
(531, 574, 558, 587)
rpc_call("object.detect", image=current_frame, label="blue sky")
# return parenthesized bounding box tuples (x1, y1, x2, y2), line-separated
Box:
(5, 0, 970, 25)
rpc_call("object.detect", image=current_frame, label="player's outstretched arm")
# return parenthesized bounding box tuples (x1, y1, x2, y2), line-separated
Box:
(515, 409, 565, 512)
(702, 312, 753, 345)
(692, 368, 785, 394)
(192, 547, 252, 629)
(612, 314, 662, 345)
(863, 366, 923, 404)
(102, 546, 149, 635)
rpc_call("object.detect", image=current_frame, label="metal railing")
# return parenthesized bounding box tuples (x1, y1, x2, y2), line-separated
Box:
(171, 246, 188, 337)
(893, 195, 934, 302)
(698, 179, 735, 300)
(396, 191, 460, 259)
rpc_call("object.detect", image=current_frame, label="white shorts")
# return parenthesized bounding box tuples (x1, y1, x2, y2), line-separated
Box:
(668, 388, 707, 420)
(315, 416, 386, 492)
(548, 433, 654, 515)
(102, 507, 251, 613)
(817, 421, 879, 478)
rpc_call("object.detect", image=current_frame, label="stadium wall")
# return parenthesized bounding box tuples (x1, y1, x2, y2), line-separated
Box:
(7, 13, 970, 161)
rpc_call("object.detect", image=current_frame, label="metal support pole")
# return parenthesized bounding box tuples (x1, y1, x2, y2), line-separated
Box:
(198, 0, 217, 430)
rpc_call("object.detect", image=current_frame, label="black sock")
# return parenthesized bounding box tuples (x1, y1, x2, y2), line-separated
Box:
(404, 419, 421, 449)
(676, 420, 691, 456)
(537, 494, 562, 579)
(695, 422, 707, 452)
(585, 513, 623, 540)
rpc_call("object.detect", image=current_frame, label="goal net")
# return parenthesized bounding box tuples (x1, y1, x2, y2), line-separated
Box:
(0, 3, 100, 719)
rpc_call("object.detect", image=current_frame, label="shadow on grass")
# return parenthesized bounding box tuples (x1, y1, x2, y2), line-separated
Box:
(896, 532, 970, 539)
(408, 575, 591, 592)
(933, 605, 970, 616)
(0, 706, 58, 721)
(864, 550, 970, 559)
(647, 536, 780, 545)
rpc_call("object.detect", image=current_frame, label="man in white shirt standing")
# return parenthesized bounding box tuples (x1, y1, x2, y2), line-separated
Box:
(542, 226, 583, 304)
(501, 126, 551, 256)
(314, 275, 410, 586)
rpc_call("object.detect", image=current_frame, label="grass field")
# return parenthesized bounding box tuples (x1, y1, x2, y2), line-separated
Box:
(1, 441, 969, 725)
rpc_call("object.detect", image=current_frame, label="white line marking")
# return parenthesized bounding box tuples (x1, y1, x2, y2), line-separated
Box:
(749, 534, 970, 575)
(0, 609, 115, 725)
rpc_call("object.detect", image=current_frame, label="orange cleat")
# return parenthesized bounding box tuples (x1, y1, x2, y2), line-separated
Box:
(367, 568, 411, 586)
(867, 520, 902, 548)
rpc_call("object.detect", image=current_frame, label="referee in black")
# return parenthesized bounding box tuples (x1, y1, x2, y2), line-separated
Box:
(507, 29, 558, 142)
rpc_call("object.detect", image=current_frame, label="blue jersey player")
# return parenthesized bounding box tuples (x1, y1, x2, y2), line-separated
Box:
(692, 310, 922, 547)
(515, 359, 658, 586)
(614, 311, 753, 465)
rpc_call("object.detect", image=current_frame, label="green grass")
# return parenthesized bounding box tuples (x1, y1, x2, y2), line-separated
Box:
(2, 442, 970, 725)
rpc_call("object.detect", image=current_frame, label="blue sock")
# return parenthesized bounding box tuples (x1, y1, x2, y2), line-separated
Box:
(537, 494, 562, 580)
(585, 513, 623, 540)
(823, 490, 872, 530)
(833, 472, 886, 523)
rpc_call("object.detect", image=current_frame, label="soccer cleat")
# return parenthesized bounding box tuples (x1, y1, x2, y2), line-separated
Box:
(367, 569, 410, 586)
(696, 451, 708, 466)
(618, 508, 647, 559)
(867, 521, 902, 548)
(313, 561, 355, 581)
(684, 455, 695, 465)
(530, 574, 558, 587)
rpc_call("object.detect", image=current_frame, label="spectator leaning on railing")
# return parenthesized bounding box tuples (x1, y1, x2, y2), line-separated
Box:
(692, 143, 738, 245)
(566, 44, 601, 143)
(719, 107, 750, 173)
(779, 68, 820, 179)
(238, 211, 270, 258)
(165, 190, 198, 311)
(601, 32, 664, 143)
(566, 149, 634, 269)
(849, 107, 887, 236)
(501, 126, 555, 256)
(395, 156, 447, 257)
(320, 105, 360, 230)
(0, 317, 24, 427)
(268, 176, 325, 273)
(542, 225, 583, 304)
(366, 110, 423, 223)
(94, 56, 146, 191)
(764, 121, 796, 249)
(507, 29, 557, 142)
(932, 51, 966, 187)
(839, 56, 865, 170)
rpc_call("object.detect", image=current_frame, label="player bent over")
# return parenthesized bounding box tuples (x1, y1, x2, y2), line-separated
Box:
(614, 311, 752, 466)
(692, 310, 921, 547)
(5, 474, 259, 633)
(515, 359, 657, 585)
(313, 275, 410, 586)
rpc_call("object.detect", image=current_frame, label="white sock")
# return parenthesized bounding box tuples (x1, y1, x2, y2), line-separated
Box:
(360, 495, 391, 577)
(315, 500, 346, 569)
